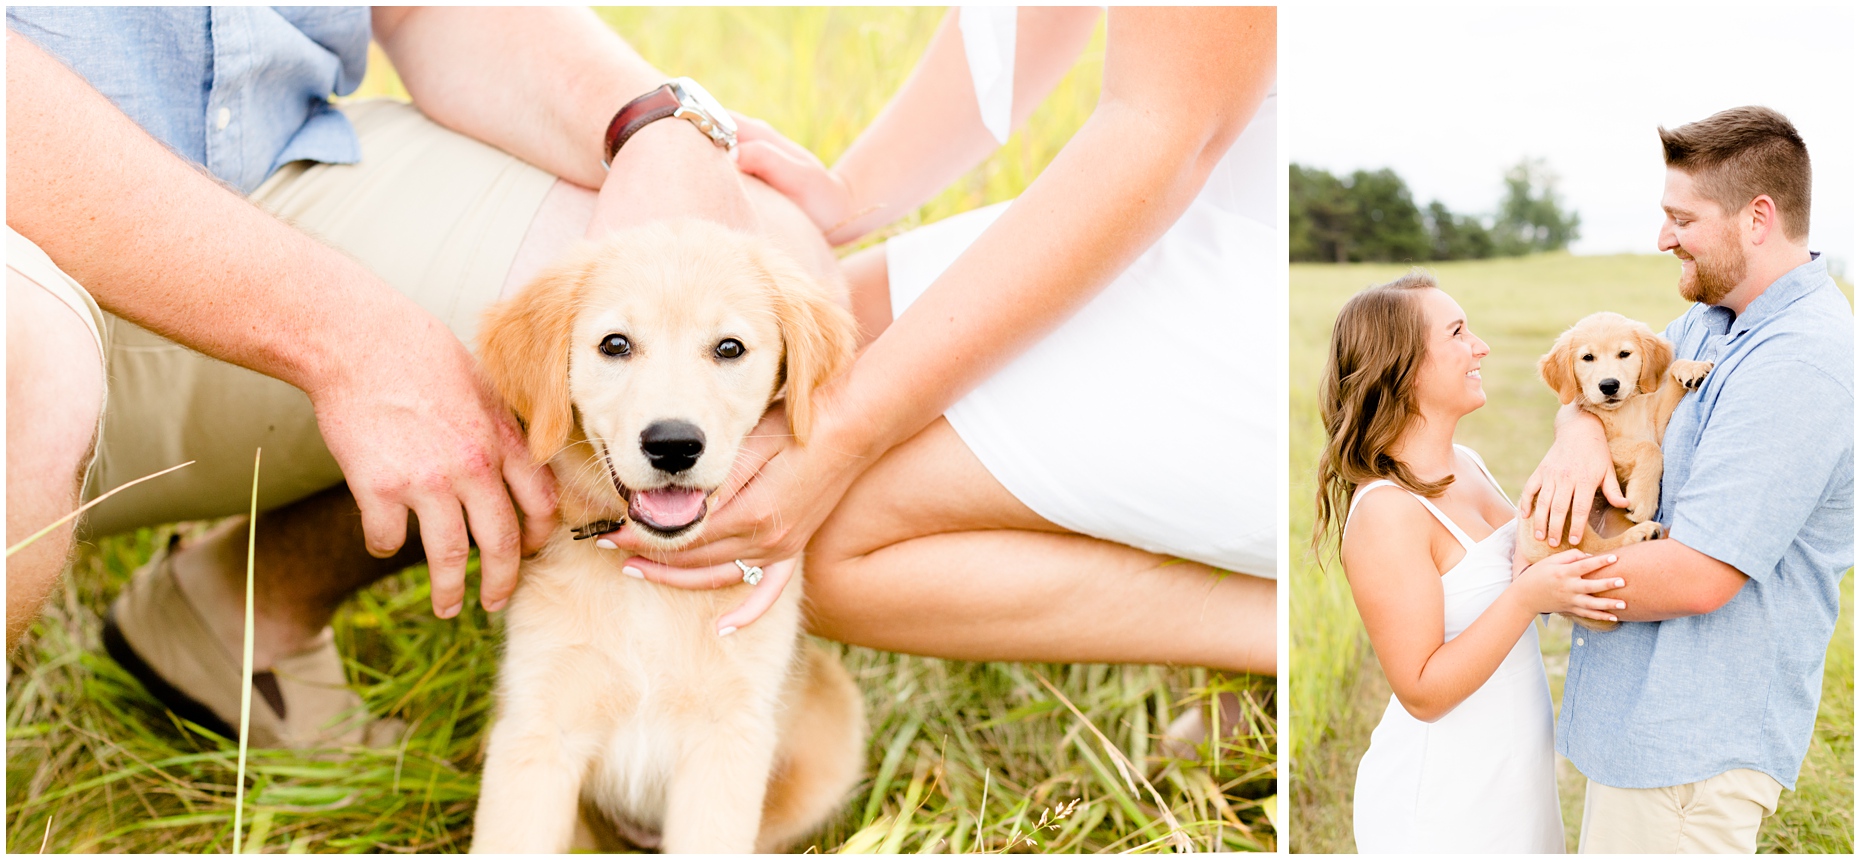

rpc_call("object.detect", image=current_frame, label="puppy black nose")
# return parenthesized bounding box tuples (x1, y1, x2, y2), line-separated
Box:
(1598, 378, 1620, 397)
(641, 420, 705, 474)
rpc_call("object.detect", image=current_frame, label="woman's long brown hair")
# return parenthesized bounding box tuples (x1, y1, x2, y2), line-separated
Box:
(1311, 269, 1454, 563)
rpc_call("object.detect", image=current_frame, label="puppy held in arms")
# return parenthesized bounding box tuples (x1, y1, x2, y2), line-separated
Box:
(469, 220, 864, 853)
(1522, 311, 1712, 631)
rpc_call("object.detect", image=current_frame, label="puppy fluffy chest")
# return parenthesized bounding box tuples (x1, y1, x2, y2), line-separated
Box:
(1584, 395, 1662, 454)
(496, 541, 804, 810)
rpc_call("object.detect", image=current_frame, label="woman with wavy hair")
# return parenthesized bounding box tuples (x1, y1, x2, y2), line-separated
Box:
(1313, 270, 1623, 852)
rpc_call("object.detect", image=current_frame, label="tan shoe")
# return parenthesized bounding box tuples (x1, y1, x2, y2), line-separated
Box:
(102, 535, 402, 749)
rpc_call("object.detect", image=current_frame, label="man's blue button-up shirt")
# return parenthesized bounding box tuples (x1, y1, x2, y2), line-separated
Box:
(8, 6, 371, 194)
(1558, 255, 1854, 790)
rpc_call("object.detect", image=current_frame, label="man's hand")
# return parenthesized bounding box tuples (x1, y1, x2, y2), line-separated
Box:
(9, 33, 561, 620)
(310, 314, 557, 618)
(1518, 406, 1628, 548)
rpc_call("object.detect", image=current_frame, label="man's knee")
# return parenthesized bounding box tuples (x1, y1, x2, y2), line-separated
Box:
(6, 269, 105, 503)
(7, 268, 106, 650)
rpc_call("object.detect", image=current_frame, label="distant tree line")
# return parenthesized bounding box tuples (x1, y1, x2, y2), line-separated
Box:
(1290, 158, 1581, 263)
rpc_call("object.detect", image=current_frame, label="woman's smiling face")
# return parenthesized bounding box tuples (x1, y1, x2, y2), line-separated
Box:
(1413, 287, 1489, 418)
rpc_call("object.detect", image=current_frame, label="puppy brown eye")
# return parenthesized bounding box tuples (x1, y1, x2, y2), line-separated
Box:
(599, 334, 631, 357)
(715, 338, 745, 360)
(1619, 351, 1631, 359)
(1581, 354, 1595, 362)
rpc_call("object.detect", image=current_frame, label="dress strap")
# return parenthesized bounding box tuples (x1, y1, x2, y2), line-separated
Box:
(1345, 479, 1477, 550)
(958, 7, 1017, 144)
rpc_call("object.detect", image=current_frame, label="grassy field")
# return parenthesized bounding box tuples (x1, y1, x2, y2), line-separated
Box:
(1287, 254, 1854, 852)
(5, 9, 1273, 853)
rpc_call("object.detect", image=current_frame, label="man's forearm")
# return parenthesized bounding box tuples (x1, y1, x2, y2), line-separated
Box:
(5, 34, 412, 395)
(1587, 537, 1748, 621)
(374, 6, 685, 189)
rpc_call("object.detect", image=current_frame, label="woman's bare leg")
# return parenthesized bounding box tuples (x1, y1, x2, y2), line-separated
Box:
(804, 417, 1273, 674)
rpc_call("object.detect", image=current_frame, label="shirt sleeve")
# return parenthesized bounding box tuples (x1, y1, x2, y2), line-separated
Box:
(1665, 357, 1853, 582)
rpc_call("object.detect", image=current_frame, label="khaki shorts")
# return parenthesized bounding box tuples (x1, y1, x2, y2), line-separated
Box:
(1578, 768, 1785, 854)
(11, 100, 556, 539)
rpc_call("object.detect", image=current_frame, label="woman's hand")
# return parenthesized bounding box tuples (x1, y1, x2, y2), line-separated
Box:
(1511, 548, 1625, 624)
(620, 555, 799, 637)
(593, 395, 880, 630)
(732, 113, 858, 243)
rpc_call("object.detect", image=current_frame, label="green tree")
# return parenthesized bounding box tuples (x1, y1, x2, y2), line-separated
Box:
(1493, 157, 1581, 255)
(1426, 200, 1495, 261)
(1342, 168, 1429, 263)
(1291, 163, 1354, 263)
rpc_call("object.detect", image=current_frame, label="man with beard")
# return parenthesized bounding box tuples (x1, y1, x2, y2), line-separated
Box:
(1519, 106, 1852, 852)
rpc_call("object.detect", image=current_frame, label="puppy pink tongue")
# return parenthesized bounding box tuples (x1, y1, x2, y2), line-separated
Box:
(633, 487, 707, 528)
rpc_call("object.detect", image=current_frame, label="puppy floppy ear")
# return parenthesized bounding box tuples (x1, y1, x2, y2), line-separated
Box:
(1539, 330, 1580, 405)
(758, 247, 857, 446)
(477, 256, 586, 464)
(1636, 325, 1675, 395)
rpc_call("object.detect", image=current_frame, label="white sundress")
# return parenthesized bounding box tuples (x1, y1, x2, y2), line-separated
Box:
(1344, 446, 1564, 853)
(884, 7, 1279, 577)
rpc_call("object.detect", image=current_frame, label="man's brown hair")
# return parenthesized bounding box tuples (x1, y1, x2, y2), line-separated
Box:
(1659, 106, 1812, 241)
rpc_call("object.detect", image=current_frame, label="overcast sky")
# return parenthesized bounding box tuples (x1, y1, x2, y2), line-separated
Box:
(1283, 6, 1856, 276)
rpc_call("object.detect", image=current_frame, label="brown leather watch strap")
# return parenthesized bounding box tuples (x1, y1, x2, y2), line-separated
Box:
(603, 83, 682, 167)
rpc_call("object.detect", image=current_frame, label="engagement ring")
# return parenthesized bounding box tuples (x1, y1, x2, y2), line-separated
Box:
(735, 559, 763, 586)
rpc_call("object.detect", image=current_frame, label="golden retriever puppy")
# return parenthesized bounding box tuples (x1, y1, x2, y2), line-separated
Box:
(468, 220, 863, 853)
(1522, 312, 1711, 630)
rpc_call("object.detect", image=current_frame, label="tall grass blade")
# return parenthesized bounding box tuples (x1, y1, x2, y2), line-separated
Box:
(5, 461, 194, 558)
(1032, 671, 1191, 851)
(231, 449, 260, 853)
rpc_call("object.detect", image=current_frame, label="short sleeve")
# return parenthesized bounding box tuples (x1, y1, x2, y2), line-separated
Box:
(1665, 358, 1853, 582)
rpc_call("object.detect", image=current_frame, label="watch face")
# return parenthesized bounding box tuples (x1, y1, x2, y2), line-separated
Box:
(673, 77, 737, 136)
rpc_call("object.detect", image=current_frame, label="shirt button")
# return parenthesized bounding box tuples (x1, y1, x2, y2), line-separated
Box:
(1576, 637, 1585, 646)
(216, 108, 232, 131)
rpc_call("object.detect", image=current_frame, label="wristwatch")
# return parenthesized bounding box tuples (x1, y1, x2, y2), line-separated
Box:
(602, 77, 738, 168)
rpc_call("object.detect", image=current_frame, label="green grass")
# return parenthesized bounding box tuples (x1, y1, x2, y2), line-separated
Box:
(1288, 254, 1854, 853)
(7, 532, 1272, 852)
(6, 9, 1273, 853)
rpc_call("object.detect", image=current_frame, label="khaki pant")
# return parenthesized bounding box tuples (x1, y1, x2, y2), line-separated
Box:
(1578, 769, 1785, 854)
(9, 100, 556, 538)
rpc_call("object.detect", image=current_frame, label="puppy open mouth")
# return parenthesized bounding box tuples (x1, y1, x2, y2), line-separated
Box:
(627, 486, 708, 537)
(589, 438, 710, 539)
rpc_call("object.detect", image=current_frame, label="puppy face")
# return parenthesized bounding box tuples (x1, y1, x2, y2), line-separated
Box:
(479, 220, 855, 549)
(570, 247, 781, 539)
(1538, 312, 1674, 409)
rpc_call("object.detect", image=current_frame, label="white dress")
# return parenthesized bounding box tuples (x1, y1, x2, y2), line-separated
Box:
(1345, 447, 1564, 853)
(884, 8, 1279, 577)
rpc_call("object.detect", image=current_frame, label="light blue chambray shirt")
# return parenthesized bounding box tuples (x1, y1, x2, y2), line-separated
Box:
(7, 7, 370, 195)
(1557, 255, 1855, 790)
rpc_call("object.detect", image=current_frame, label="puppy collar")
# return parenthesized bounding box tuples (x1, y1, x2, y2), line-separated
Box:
(571, 518, 626, 541)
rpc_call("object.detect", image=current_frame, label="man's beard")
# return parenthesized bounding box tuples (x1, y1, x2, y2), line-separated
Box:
(1676, 226, 1746, 305)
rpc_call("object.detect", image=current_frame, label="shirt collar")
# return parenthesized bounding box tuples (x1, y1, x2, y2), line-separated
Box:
(1706, 252, 1826, 337)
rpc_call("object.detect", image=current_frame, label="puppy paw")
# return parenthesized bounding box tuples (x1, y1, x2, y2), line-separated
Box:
(1622, 520, 1663, 544)
(1670, 359, 1713, 391)
(1624, 488, 1658, 523)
